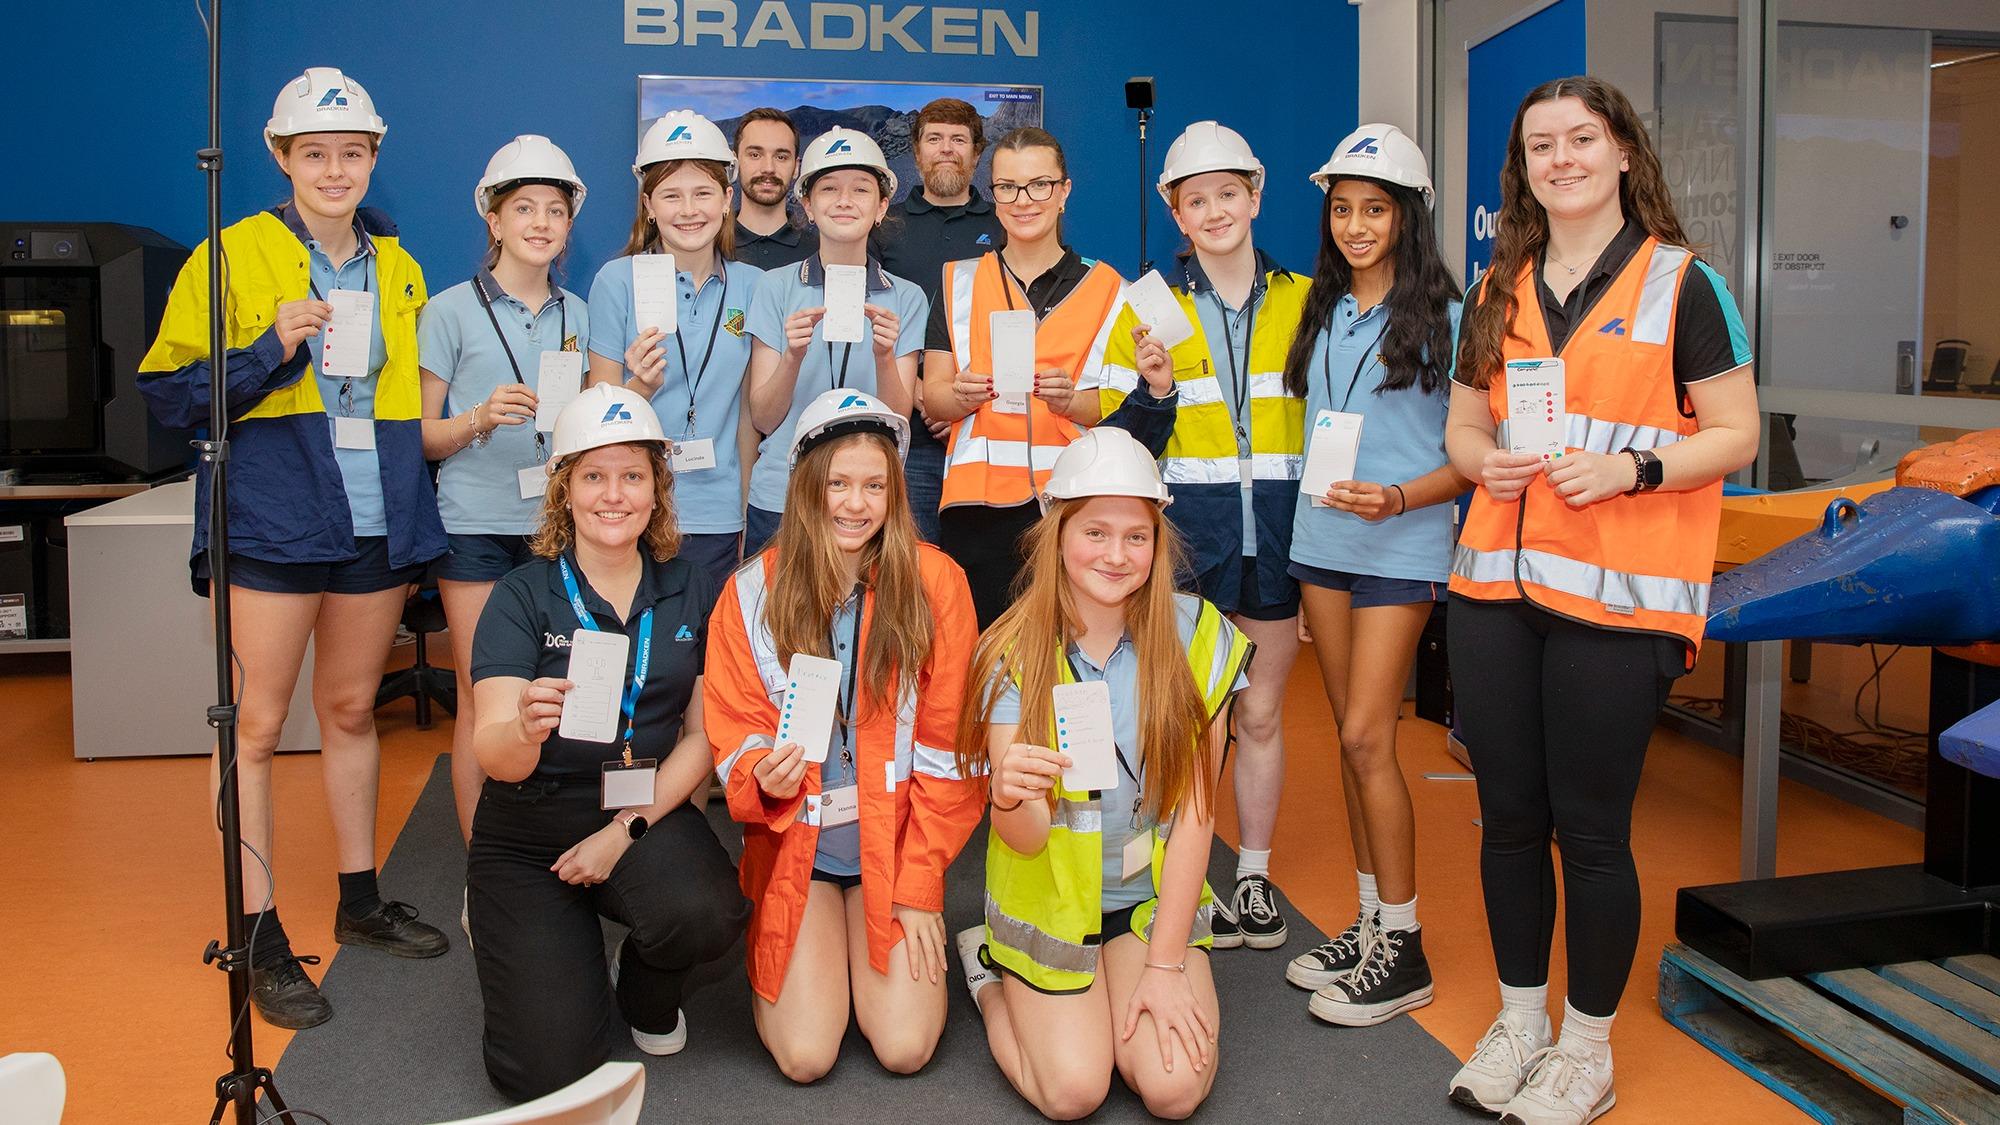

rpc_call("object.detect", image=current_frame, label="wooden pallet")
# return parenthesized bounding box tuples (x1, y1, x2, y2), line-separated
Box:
(1660, 943, 2000, 1124)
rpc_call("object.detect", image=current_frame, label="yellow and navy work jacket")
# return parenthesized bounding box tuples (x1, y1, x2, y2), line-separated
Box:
(139, 208, 444, 585)
(982, 595, 1252, 993)
(1098, 253, 1307, 599)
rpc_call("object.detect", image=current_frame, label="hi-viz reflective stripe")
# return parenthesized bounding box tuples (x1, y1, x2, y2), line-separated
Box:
(946, 425, 1067, 471)
(1633, 245, 1690, 345)
(1051, 795, 1103, 834)
(718, 733, 774, 784)
(1171, 370, 1289, 409)
(1161, 452, 1302, 485)
(1494, 413, 1686, 455)
(949, 258, 977, 371)
(986, 891, 1098, 972)
(1452, 543, 1709, 617)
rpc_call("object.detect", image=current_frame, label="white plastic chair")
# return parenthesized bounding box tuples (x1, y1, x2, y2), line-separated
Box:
(0, 1052, 66, 1125)
(427, 1061, 645, 1125)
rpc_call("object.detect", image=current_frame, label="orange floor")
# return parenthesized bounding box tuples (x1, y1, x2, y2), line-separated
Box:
(0, 638, 1920, 1123)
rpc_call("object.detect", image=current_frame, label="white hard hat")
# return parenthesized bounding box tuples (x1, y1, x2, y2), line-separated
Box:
(788, 389, 910, 466)
(634, 111, 737, 183)
(475, 135, 588, 220)
(1157, 121, 1265, 205)
(551, 384, 668, 462)
(1042, 428, 1171, 507)
(795, 128, 898, 201)
(1310, 124, 1434, 207)
(265, 67, 387, 154)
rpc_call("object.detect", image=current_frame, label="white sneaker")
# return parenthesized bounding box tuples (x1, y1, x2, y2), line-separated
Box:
(957, 925, 998, 1000)
(1449, 1017, 1551, 1112)
(1497, 1045, 1615, 1124)
(608, 936, 689, 1056)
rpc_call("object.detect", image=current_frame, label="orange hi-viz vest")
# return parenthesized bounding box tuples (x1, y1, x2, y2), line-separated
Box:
(1449, 237, 1720, 660)
(939, 252, 1125, 509)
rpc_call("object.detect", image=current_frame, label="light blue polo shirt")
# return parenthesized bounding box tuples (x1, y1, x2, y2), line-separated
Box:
(419, 271, 587, 536)
(744, 256, 928, 514)
(989, 593, 1248, 910)
(1188, 270, 1270, 555)
(295, 216, 390, 537)
(588, 253, 763, 535)
(814, 590, 865, 876)
(1290, 297, 1463, 582)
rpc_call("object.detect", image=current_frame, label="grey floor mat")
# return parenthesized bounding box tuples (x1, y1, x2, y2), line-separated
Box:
(274, 756, 1480, 1122)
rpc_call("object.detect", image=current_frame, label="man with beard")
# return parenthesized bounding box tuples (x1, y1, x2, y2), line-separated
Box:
(730, 107, 818, 271)
(877, 98, 1005, 544)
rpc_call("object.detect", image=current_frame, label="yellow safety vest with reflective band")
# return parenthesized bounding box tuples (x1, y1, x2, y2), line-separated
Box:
(982, 595, 1252, 993)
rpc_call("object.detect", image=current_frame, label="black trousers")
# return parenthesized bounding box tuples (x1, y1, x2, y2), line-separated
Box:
(939, 500, 1041, 629)
(1446, 596, 1682, 1017)
(468, 780, 749, 1101)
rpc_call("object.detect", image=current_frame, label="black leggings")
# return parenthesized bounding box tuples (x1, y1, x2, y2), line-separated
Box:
(939, 500, 1041, 629)
(1446, 596, 1682, 1017)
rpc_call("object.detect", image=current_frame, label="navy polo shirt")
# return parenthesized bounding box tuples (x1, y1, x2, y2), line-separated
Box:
(877, 186, 1006, 307)
(471, 552, 719, 781)
(733, 218, 818, 272)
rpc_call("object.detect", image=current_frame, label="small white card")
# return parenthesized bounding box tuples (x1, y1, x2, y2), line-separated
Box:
(534, 351, 584, 431)
(601, 762, 657, 810)
(1121, 828, 1154, 881)
(319, 289, 376, 379)
(1122, 271, 1195, 350)
(670, 437, 717, 473)
(778, 653, 843, 764)
(332, 415, 375, 450)
(820, 785, 860, 827)
(1052, 679, 1119, 792)
(1505, 358, 1567, 462)
(517, 462, 549, 500)
(989, 309, 1038, 415)
(1301, 410, 1363, 507)
(822, 264, 868, 344)
(558, 629, 631, 744)
(631, 254, 679, 336)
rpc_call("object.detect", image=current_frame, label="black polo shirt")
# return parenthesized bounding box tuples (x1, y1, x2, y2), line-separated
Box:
(732, 218, 818, 272)
(471, 552, 719, 781)
(924, 245, 1094, 352)
(1455, 221, 1748, 390)
(876, 186, 1006, 304)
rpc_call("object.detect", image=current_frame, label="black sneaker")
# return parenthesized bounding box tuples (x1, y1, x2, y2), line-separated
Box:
(333, 900, 450, 958)
(1285, 911, 1376, 989)
(249, 954, 331, 1030)
(1211, 896, 1244, 949)
(1232, 874, 1288, 949)
(1307, 924, 1434, 1026)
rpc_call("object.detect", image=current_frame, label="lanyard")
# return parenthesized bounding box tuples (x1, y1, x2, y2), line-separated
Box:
(558, 555, 654, 760)
(998, 255, 1041, 320)
(1208, 290, 1259, 454)
(1322, 315, 1393, 415)
(672, 261, 730, 434)
(474, 274, 566, 459)
(310, 269, 372, 416)
(833, 583, 865, 769)
(823, 341, 857, 391)
(1066, 649, 1143, 824)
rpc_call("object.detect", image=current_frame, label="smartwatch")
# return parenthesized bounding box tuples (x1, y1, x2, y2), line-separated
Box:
(1623, 448, 1664, 494)
(614, 809, 650, 841)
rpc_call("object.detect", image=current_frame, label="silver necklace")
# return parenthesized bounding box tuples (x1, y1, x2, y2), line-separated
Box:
(1547, 236, 1614, 277)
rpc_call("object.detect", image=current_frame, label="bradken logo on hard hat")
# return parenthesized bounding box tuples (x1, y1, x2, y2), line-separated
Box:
(601, 403, 634, 423)
(1346, 136, 1380, 156)
(317, 89, 348, 109)
(837, 394, 869, 409)
(665, 125, 693, 143)
(826, 138, 854, 154)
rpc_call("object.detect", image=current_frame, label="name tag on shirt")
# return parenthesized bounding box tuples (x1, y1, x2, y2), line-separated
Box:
(601, 758, 658, 811)
(535, 351, 584, 432)
(319, 289, 375, 380)
(558, 629, 630, 744)
(1122, 828, 1155, 882)
(820, 784, 860, 827)
(333, 415, 375, 450)
(517, 462, 550, 500)
(1052, 679, 1118, 792)
(778, 653, 843, 765)
(1301, 410, 1363, 507)
(1505, 358, 1567, 461)
(822, 264, 869, 344)
(671, 437, 717, 473)
(1123, 270, 1194, 349)
(989, 309, 1037, 415)
(631, 255, 679, 336)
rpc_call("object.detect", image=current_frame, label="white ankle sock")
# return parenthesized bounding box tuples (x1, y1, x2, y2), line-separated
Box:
(1499, 983, 1552, 1039)
(1557, 1000, 1614, 1065)
(1236, 847, 1271, 880)
(1356, 870, 1380, 917)
(1377, 895, 1418, 932)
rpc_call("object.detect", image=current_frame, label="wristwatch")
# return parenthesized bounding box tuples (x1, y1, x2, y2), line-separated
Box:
(614, 809, 650, 840)
(1623, 448, 1664, 494)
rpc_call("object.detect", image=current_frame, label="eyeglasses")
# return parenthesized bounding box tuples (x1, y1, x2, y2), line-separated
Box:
(991, 178, 1061, 203)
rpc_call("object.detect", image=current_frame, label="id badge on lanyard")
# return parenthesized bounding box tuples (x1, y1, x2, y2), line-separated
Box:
(555, 557, 660, 811)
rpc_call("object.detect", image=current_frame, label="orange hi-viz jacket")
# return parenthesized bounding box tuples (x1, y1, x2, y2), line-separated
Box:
(705, 544, 983, 1001)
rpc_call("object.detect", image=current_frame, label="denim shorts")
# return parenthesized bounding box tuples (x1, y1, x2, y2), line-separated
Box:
(1288, 562, 1444, 609)
(201, 536, 424, 596)
(438, 533, 537, 583)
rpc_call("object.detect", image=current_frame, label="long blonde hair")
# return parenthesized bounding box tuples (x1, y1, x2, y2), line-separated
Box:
(762, 433, 933, 722)
(956, 498, 1214, 822)
(529, 442, 681, 562)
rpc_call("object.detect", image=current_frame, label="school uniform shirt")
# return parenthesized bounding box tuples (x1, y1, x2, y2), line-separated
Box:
(588, 254, 764, 535)
(471, 552, 718, 783)
(813, 589, 866, 876)
(420, 271, 587, 536)
(744, 256, 928, 513)
(732, 218, 818, 272)
(1289, 298, 1464, 583)
(289, 207, 392, 536)
(987, 593, 1250, 911)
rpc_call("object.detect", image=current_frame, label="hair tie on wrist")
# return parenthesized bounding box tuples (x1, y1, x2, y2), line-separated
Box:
(1390, 483, 1407, 515)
